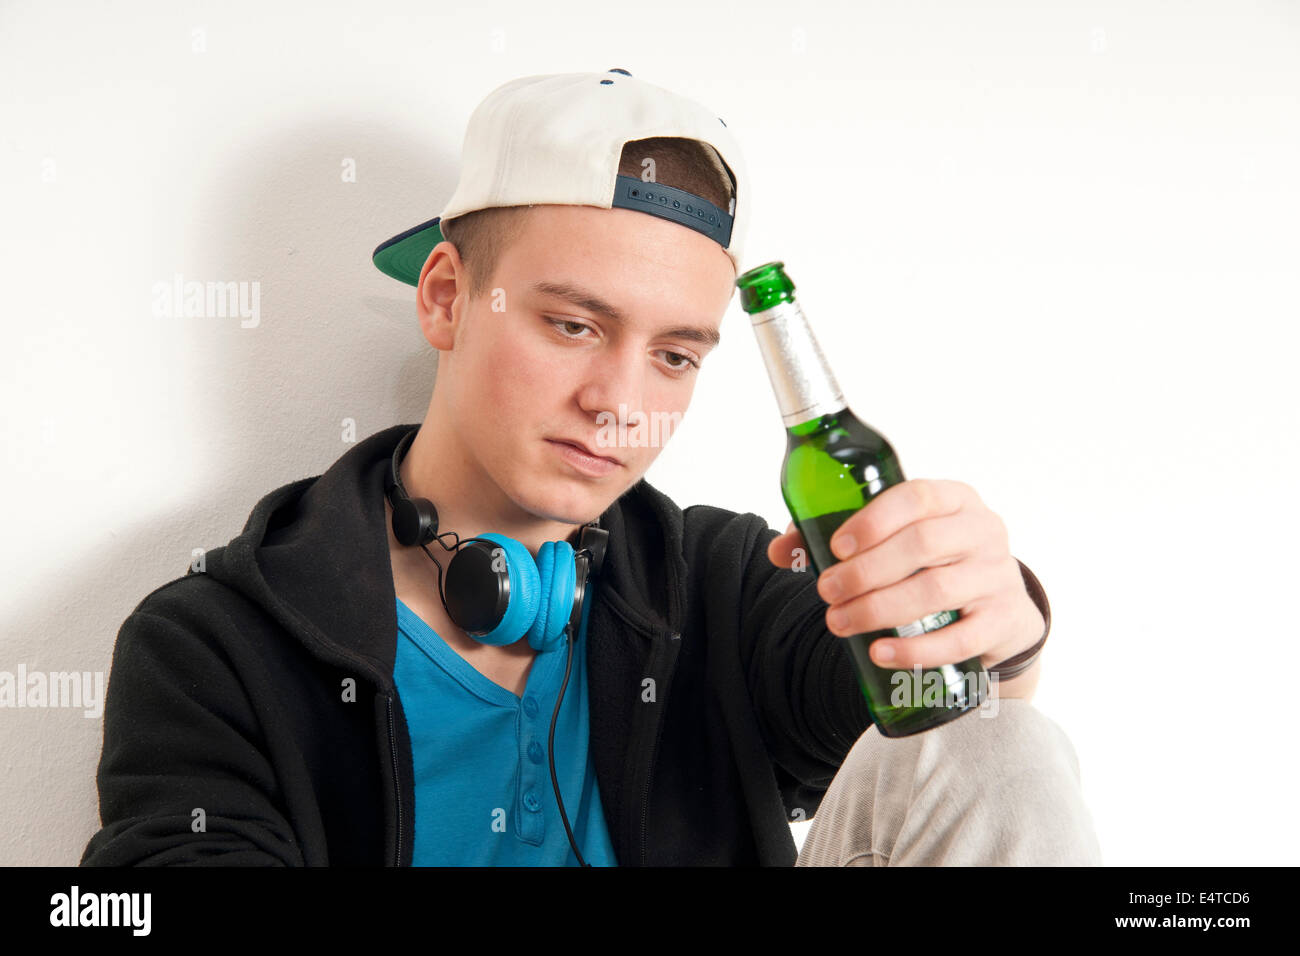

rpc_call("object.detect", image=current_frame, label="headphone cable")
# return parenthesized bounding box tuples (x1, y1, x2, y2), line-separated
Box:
(548, 619, 590, 867)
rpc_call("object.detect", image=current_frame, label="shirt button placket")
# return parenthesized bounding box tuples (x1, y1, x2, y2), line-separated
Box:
(518, 695, 544, 844)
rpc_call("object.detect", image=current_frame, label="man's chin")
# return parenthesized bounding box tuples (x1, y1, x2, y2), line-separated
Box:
(524, 474, 639, 529)
(509, 481, 604, 530)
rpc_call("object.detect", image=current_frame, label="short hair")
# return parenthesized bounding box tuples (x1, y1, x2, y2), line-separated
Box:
(437, 137, 737, 301)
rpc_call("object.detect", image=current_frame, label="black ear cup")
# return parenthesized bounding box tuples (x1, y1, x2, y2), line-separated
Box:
(443, 539, 510, 634)
(386, 428, 439, 547)
(391, 494, 437, 547)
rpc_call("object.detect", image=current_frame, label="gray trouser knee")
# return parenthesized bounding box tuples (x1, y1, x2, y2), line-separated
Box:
(795, 698, 1103, 866)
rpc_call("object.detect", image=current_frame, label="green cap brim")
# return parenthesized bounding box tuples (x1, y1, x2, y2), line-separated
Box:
(372, 216, 445, 287)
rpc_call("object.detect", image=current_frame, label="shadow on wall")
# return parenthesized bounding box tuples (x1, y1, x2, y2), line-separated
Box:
(1, 113, 456, 866)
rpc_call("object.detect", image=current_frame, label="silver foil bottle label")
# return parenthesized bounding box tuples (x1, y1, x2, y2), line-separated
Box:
(748, 301, 846, 427)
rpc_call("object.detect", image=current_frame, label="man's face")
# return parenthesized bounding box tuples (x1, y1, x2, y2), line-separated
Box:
(422, 203, 736, 526)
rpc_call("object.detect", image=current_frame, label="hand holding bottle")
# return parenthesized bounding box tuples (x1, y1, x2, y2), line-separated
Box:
(765, 477, 1046, 695)
(740, 260, 1048, 733)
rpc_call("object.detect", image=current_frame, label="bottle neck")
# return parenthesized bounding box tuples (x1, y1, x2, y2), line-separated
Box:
(748, 300, 847, 428)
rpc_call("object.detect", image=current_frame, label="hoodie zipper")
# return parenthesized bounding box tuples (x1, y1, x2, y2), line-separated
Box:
(638, 716, 666, 865)
(639, 629, 681, 865)
(386, 694, 404, 867)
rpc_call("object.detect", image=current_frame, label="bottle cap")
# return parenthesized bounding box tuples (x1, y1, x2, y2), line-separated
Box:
(736, 261, 796, 314)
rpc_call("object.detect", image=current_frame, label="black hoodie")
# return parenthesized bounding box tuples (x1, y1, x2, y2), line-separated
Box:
(81, 422, 1043, 866)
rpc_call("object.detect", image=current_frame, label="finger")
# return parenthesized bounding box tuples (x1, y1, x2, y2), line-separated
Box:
(863, 603, 1004, 670)
(766, 521, 804, 568)
(828, 479, 974, 561)
(817, 509, 984, 604)
(825, 556, 1001, 638)
(825, 557, 1000, 640)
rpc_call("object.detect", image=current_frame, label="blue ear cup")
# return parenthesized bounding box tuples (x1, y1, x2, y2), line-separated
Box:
(466, 533, 576, 653)
(527, 540, 577, 653)
(469, 533, 539, 647)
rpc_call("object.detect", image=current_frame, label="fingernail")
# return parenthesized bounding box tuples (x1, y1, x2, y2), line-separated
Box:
(832, 534, 856, 559)
(873, 641, 895, 662)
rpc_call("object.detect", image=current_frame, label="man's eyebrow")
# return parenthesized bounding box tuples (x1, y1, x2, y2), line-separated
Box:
(529, 280, 721, 349)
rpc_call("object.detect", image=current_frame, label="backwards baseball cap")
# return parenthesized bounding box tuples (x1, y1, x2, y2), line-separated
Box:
(371, 68, 750, 287)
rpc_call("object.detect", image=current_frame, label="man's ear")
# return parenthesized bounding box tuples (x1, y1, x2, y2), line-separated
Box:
(417, 241, 465, 351)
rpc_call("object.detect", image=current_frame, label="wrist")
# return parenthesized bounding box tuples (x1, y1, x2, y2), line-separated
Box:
(989, 652, 1042, 701)
(988, 559, 1050, 683)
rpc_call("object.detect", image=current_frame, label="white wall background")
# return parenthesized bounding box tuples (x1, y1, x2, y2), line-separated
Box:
(1, 0, 1295, 866)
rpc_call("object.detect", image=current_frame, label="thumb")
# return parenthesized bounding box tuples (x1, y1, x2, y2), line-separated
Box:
(766, 521, 805, 568)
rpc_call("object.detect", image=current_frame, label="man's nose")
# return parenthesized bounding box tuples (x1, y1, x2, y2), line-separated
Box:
(576, 346, 650, 432)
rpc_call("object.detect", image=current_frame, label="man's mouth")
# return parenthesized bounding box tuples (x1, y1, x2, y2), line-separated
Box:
(546, 438, 623, 472)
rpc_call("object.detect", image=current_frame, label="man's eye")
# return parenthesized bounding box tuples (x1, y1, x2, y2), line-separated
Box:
(547, 317, 590, 338)
(547, 317, 699, 374)
(658, 350, 700, 372)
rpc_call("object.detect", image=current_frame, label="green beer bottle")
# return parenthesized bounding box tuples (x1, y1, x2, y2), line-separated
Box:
(736, 261, 986, 737)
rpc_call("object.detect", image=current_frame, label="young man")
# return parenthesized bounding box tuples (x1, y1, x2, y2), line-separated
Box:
(82, 69, 1099, 866)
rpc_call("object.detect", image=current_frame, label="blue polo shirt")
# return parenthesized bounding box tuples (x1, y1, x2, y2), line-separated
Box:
(393, 582, 618, 866)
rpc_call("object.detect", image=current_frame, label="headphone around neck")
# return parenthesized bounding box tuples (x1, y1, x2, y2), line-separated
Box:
(385, 426, 609, 650)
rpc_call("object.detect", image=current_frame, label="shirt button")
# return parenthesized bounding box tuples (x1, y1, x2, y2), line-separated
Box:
(523, 696, 539, 717)
(524, 790, 541, 812)
(528, 740, 544, 764)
